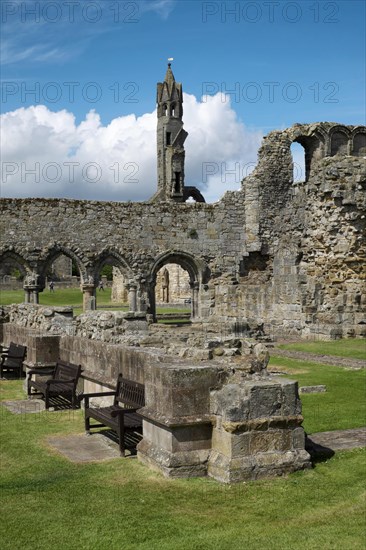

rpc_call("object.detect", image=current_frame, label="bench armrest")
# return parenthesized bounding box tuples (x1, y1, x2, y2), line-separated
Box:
(28, 367, 56, 376)
(110, 407, 138, 418)
(81, 391, 116, 399)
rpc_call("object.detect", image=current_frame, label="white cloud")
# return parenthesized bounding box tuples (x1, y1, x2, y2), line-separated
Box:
(0, 93, 263, 203)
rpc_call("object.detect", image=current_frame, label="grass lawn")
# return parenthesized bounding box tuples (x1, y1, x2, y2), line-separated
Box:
(269, 355, 366, 434)
(0, 306, 365, 548)
(278, 339, 365, 361)
(0, 379, 365, 550)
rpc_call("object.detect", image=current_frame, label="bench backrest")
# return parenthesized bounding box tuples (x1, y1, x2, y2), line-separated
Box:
(4, 343, 27, 366)
(54, 361, 82, 386)
(7, 343, 27, 359)
(114, 375, 145, 409)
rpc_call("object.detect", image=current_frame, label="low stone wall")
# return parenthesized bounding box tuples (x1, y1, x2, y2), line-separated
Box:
(5, 304, 74, 334)
(1, 320, 311, 482)
(2, 304, 148, 344)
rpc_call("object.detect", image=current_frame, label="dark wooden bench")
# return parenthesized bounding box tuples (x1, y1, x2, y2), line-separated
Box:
(83, 374, 145, 456)
(0, 343, 27, 378)
(27, 360, 82, 409)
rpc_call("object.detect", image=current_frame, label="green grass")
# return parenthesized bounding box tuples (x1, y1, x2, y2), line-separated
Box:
(278, 339, 365, 361)
(0, 288, 127, 315)
(270, 355, 366, 434)
(0, 290, 190, 318)
(1, 380, 365, 550)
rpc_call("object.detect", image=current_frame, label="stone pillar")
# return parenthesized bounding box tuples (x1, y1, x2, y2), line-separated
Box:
(137, 362, 220, 478)
(126, 282, 137, 312)
(191, 281, 199, 320)
(23, 272, 41, 304)
(23, 333, 61, 394)
(208, 378, 311, 482)
(81, 284, 96, 312)
(24, 289, 31, 303)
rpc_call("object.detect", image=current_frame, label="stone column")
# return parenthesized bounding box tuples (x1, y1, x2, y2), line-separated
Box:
(81, 284, 96, 311)
(126, 282, 137, 312)
(191, 281, 199, 320)
(23, 272, 41, 304)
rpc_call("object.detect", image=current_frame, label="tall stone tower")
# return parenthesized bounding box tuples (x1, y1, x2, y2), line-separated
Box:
(154, 63, 188, 202)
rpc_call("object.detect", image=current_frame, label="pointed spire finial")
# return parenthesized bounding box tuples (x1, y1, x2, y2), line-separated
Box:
(164, 59, 175, 87)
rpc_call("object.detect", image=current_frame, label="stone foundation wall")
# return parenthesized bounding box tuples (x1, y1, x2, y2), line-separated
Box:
(2, 320, 311, 482)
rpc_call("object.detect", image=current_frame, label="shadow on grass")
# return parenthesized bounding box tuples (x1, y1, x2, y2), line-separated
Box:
(305, 435, 335, 464)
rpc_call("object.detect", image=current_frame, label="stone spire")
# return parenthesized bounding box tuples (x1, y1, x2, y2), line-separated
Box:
(152, 62, 188, 202)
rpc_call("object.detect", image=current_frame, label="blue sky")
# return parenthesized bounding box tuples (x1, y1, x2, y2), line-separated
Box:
(1, 0, 365, 201)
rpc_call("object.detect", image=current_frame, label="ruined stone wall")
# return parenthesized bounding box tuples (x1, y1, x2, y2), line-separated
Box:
(1, 123, 365, 338)
(236, 123, 366, 338)
(0, 194, 247, 280)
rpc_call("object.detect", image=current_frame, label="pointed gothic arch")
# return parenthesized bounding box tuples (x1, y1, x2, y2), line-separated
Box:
(148, 251, 206, 322)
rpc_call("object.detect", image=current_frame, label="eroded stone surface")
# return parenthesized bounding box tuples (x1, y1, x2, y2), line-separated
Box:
(1, 123, 365, 338)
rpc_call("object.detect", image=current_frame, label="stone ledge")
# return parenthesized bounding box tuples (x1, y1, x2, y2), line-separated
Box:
(139, 408, 213, 428)
(222, 415, 304, 433)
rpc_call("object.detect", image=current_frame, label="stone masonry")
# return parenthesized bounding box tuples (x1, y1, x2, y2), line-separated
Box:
(1, 119, 365, 338)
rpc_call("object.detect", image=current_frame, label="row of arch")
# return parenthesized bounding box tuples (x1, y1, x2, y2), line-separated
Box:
(327, 125, 366, 157)
(289, 125, 365, 183)
(0, 246, 209, 320)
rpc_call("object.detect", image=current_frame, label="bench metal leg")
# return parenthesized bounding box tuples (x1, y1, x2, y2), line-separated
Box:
(118, 417, 125, 457)
(45, 390, 50, 410)
(85, 412, 90, 434)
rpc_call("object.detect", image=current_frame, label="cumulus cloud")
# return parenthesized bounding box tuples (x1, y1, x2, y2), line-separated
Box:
(0, 93, 263, 203)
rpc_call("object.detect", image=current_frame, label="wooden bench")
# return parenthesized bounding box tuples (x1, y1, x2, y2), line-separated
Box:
(0, 343, 27, 378)
(83, 374, 145, 456)
(27, 360, 82, 409)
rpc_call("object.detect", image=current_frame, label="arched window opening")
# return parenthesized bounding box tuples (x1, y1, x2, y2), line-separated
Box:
(97, 259, 128, 312)
(290, 142, 306, 183)
(155, 263, 192, 325)
(171, 103, 176, 116)
(110, 267, 128, 306)
(174, 172, 181, 193)
(41, 253, 82, 311)
(0, 255, 27, 299)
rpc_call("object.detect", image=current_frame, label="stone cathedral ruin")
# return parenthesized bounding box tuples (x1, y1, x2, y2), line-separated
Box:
(0, 64, 365, 482)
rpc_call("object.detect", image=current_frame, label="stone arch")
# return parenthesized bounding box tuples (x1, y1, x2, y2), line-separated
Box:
(351, 126, 366, 156)
(0, 249, 31, 279)
(329, 126, 351, 156)
(148, 251, 207, 321)
(93, 248, 133, 303)
(40, 244, 86, 282)
(183, 186, 206, 203)
(92, 248, 132, 282)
